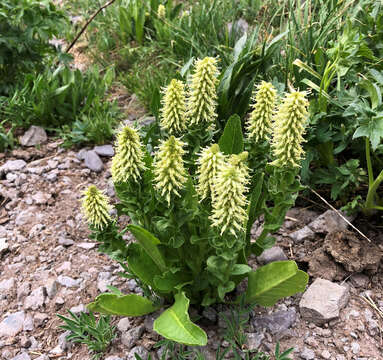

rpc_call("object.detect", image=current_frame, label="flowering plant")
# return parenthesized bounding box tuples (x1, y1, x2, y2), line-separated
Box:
(83, 58, 309, 346)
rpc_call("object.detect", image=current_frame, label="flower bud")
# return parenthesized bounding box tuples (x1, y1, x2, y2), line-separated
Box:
(160, 79, 187, 134)
(196, 144, 225, 201)
(111, 126, 146, 183)
(154, 136, 188, 205)
(82, 185, 112, 230)
(271, 91, 309, 168)
(188, 57, 219, 127)
(246, 81, 277, 142)
(210, 152, 249, 237)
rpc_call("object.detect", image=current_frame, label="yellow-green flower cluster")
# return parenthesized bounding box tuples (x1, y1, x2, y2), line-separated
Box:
(111, 126, 146, 183)
(160, 79, 187, 134)
(271, 91, 309, 168)
(210, 152, 249, 237)
(154, 136, 188, 205)
(82, 185, 112, 230)
(196, 144, 225, 201)
(157, 4, 165, 19)
(188, 57, 219, 127)
(246, 81, 277, 142)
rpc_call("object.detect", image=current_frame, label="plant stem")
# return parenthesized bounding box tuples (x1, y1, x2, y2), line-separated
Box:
(365, 169, 383, 214)
(365, 137, 374, 188)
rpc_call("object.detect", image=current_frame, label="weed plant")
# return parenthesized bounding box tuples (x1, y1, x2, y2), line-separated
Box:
(58, 310, 117, 360)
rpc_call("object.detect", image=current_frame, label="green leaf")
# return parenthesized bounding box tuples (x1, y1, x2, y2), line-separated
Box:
(154, 270, 192, 292)
(218, 114, 244, 155)
(245, 261, 308, 306)
(218, 281, 235, 300)
(353, 116, 383, 151)
(128, 243, 161, 289)
(153, 292, 207, 346)
(87, 293, 160, 316)
(128, 224, 167, 272)
(230, 264, 252, 275)
(360, 79, 382, 109)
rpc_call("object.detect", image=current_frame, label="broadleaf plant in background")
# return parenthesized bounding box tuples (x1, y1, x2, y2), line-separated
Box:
(82, 57, 309, 346)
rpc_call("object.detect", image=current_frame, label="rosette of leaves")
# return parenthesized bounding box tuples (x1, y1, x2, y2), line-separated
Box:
(83, 68, 308, 347)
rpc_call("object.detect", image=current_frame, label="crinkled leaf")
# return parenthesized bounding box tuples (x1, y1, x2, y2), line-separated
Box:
(153, 292, 207, 346)
(353, 116, 383, 150)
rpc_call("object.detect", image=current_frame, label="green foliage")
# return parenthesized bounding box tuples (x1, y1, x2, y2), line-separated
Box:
(57, 310, 116, 360)
(0, 0, 68, 94)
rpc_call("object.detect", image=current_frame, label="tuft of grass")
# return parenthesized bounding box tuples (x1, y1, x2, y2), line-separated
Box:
(57, 310, 117, 360)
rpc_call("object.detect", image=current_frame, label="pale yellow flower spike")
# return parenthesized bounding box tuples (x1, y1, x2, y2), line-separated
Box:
(246, 81, 277, 142)
(154, 136, 188, 205)
(271, 91, 309, 168)
(82, 185, 112, 231)
(196, 143, 225, 201)
(160, 79, 187, 134)
(111, 125, 146, 183)
(157, 4, 166, 19)
(188, 57, 219, 127)
(210, 152, 249, 237)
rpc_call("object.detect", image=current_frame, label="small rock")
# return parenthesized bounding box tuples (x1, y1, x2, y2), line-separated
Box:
(94, 145, 114, 157)
(24, 286, 46, 310)
(202, 307, 217, 323)
(17, 283, 31, 301)
(289, 226, 315, 243)
(20, 126, 47, 147)
(11, 353, 31, 360)
(127, 346, 149, 360)
(299, 278, 349, 325)
(308, 210, 351, 234)
(58, 331, 71, 351)
(257, 246, 288, 265)
(351, 342, 360, 354)
(105, 357, 123, 360)
(0, 311, 25, 338)
(34, 356, 49, 360)
(117, 318, 131, 332)
(0, 278, 15, 293)
(0, 160, 27, 175)
(32, 191, 51, 205)
(58, 236, 74, 247)
(84, 150, 103, 172)
(70, 304, 88, 314)
(0, 238, 9, 255)
(252, 309, 296, 335)
(45, 279, 58, 299)
(300, 347, 315, 360)
(56, 261, 71, 273)
(76, 148, 88, 160)
(34, 313, 48, 327)
(350, 274, 369, 288)
(77, 242, 96, 250)
(45, 171, 58, 182)
(321, 350, 331, 359)
(23, 314, 34, 331)
(121, 325, 145, 349)
(57, 275, 81, 288)
(246, 332, 264, 350)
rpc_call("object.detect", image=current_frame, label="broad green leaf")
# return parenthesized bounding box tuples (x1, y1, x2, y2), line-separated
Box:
(218, 281, 235, 300)
(245, 261, 308, 306)
(128, 243, 161, 289)
(153, 292, 207, 346)
(218, 114, 244, 155)
(87, 293, 160, 316)
(128, 224, 167, 272)
(154, 270, 192, 292)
